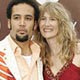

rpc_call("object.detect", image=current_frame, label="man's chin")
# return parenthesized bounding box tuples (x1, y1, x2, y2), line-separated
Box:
(16, 35, 28, 42)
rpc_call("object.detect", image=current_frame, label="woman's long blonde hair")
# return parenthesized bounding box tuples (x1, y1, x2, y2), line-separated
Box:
(38, 2, 77, 67)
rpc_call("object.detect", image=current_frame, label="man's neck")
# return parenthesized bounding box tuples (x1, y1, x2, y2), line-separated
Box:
(15, 40, 32, 56)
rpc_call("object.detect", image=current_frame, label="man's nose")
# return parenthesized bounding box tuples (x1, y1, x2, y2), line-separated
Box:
(20, 18, 25, 26)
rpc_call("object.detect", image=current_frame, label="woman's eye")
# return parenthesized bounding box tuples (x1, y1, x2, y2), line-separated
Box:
(50, 18, 56, 21)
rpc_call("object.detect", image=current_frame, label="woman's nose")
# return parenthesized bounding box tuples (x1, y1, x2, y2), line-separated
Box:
(45, 19, 50, 26)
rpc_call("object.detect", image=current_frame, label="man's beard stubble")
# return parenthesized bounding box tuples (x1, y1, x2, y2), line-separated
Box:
(16, 34, 29, 42)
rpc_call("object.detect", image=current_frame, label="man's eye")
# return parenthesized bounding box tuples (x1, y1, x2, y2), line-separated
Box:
(25, 17, 32, 20)
(40, 17, 46, 20)
(13, 17, 19, 20)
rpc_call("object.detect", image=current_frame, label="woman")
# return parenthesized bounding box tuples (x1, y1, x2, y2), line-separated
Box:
(38, 2, 80, 80)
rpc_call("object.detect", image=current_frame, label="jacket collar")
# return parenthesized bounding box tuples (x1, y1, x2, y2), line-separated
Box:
(0, 35, 22, 80)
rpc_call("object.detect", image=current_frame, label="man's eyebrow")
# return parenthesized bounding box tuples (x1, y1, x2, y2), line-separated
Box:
(25, 15, 33, 18)
(12, 14, 20, 17)
(12, 14, 33, 18)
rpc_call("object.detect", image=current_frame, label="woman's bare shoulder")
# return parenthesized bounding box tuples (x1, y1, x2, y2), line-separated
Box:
(72, 40, 80, 67)
(76, 40, 80, 54)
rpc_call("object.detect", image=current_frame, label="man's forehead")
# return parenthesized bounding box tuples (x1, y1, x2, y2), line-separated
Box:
(12, 4, 34, 16)
(12, 3, 34, 15)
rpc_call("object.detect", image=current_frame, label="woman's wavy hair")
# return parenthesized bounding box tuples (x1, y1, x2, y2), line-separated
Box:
(38, 2, 77, 67)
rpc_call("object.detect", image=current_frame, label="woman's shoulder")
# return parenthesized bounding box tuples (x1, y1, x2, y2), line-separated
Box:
(72, 40, 80, 67)
(72, 54, 80, 67)
(76, 40, 80, 54)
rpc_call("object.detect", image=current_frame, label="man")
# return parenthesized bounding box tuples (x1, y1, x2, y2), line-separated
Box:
(0, 0, 43, 80)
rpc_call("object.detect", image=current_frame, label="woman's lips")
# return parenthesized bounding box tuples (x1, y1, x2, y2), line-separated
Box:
(43, 28, 53, 32)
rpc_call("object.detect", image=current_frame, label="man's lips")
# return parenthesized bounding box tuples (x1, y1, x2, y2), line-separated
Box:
(18, 30, 27, 34)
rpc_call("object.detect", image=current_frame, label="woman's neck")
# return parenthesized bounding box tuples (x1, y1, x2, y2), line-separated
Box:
(47, 38, 62, 56)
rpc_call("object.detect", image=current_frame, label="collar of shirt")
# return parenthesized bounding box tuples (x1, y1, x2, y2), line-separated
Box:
(7, 35, 40, 61)
(7, 35, 40, 80)
(7, 35, 21, 55)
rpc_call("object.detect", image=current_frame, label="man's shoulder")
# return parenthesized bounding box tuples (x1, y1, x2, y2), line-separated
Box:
(0, 36, 8, 43)
(0, 36, 9, 47)
(0, 35, 10, 53)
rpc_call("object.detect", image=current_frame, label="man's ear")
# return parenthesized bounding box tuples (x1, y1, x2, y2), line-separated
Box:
(8, 19, 11, 29)
(33, 21, 38, 31)
(0, 21, 1, 29)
